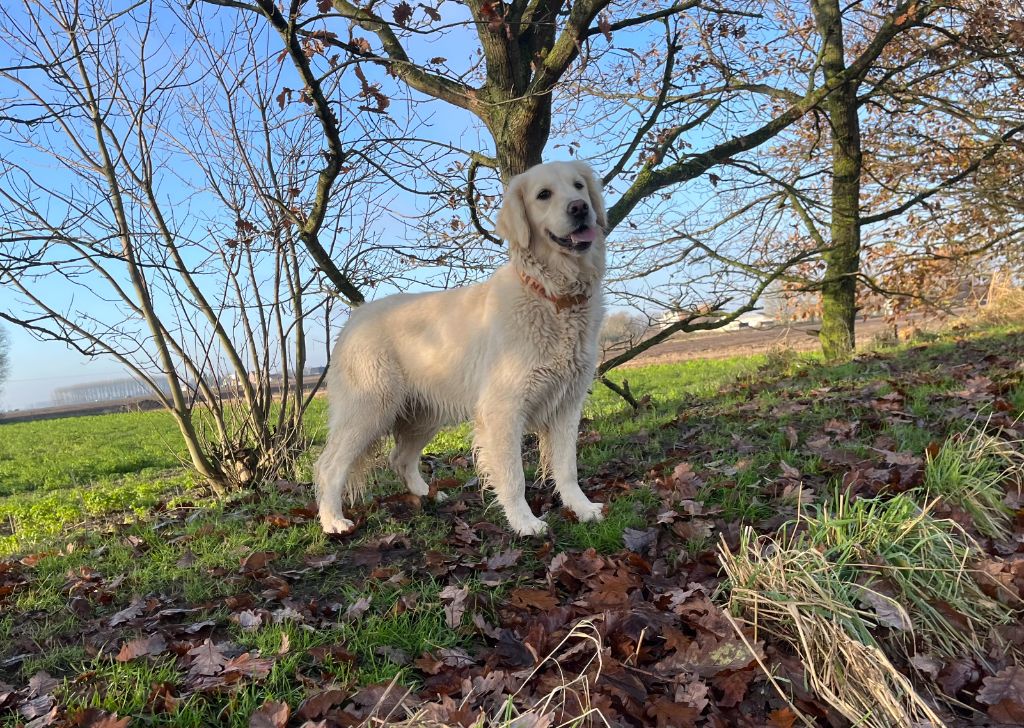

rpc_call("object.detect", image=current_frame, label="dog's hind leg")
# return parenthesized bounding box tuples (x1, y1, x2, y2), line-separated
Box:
(389, 414, 440, 498)
(315, 378, 401, 534)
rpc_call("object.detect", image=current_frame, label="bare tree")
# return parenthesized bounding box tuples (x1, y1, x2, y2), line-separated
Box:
(741, 0, 1024, 355)
(0, 0, 385, 488)
(594, 0, 1023, 362)
(195, 0, 952, 395)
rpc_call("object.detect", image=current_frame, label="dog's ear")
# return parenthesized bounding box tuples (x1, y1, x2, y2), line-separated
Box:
(573, 161, 607, 230)
(495, 175, 531, 250)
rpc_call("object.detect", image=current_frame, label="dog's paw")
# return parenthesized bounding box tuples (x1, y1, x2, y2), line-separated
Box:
(572, 500, 605, 523)
(433, 490, 450, 503)
(320, 512, 356, 535)
(509, 514, 548, 537)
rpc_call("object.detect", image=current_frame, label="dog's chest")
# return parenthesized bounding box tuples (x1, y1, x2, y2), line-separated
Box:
(520, 301, 599, 404)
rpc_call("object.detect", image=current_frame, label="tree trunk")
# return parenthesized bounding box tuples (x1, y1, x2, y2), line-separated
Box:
(813, 0, 863, 361)
(493, 122, 546, 179)
(487, 97, 550, 179)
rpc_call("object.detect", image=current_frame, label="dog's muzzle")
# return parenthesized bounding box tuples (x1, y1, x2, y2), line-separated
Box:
(547, 224, 597, 252)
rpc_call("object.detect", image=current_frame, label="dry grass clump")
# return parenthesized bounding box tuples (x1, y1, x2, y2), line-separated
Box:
(720, 493, 1019, 728)
(966, 272, 1024, 327)
(720, 529, 946, 728)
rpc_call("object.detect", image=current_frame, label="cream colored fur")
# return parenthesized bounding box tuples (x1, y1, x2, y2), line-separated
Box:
(314, 161, 607, 536)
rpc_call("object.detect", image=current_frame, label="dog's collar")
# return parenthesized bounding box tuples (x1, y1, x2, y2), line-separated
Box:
(518, 271, 588, 312)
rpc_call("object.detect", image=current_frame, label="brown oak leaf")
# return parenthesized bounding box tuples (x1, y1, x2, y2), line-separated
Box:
(248, 700, 289, 728)
(108, 598, 146, 626)
(298, 689, 347, 720)
(116, 634, 167, 662)
(393, 1, 413, 26)
(508, 587, 559, 611)
(68, 708, 131, 727)
(187, 639, 228, 677)
(978, 666, 1024, 724)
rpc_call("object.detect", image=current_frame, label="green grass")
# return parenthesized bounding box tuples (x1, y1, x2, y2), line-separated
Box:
(7, 326, 1010, 557)
(0, 411, 187, 495)
(3, 323, 1024, 725)
(555, 487, 658, 552)
(923, 426, 1023, 540)
(0, 473, 193, 555)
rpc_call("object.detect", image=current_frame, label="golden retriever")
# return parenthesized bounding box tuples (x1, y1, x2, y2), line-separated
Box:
(315, 161, 606, 536)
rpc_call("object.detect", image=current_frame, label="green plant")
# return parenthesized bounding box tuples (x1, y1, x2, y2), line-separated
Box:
(923, 426, 1023, 540)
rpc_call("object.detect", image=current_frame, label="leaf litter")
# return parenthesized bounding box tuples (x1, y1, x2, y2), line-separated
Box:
(2, 329, 1024, 725)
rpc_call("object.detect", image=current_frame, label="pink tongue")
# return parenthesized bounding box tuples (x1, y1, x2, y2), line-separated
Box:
(569, 227, 596, 243)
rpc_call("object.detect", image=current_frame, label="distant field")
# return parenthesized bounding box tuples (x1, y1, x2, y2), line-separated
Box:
(0, 355, 767, 554)
(0, 411, 186, 497)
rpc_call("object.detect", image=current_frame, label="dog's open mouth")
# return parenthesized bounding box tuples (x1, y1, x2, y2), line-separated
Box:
(547, 225, 596, 252)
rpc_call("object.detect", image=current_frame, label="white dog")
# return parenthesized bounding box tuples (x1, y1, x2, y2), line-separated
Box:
(314, 161, 607, 536)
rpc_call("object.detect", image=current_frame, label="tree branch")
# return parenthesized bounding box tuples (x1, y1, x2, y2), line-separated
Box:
(606, 0, 934, 231)
(246, 0, 366, 304)
(862, 123, 1024, 225)
(326, 0, 479, 112)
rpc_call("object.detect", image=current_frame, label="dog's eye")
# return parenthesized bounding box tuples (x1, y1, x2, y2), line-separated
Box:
(573, 181, 584, 190)
(536, 189, 551, 200)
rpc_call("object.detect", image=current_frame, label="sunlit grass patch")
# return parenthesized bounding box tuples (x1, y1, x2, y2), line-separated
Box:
(554, 487, 657, 553)
(924, 425, 1024, 540)
(0, 472, 191, 556)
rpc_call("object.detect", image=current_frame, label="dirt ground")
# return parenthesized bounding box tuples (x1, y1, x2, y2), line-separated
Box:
(619, 312, 954, 368)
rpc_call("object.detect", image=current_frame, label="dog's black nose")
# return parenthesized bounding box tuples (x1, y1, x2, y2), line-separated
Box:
(567, 199, 589, 219)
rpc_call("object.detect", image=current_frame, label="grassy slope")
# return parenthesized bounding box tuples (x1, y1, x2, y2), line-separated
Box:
(0, 355, 764, 555)
(1, 324, 1022, 726)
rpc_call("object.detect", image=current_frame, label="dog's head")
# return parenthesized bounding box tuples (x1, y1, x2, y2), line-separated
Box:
(495, 161, 607, 257)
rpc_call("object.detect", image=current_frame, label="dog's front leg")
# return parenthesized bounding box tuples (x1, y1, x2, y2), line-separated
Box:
(540, 406, 604, 524)
(475, 408, 547, 537)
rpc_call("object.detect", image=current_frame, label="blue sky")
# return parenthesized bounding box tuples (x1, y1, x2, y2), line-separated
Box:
(0, 0, 807, 410)
(0, 1, 612, 409)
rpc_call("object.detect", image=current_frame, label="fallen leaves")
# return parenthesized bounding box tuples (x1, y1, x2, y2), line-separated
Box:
(248, 700, 289, 728)
(107, 599, 146, 627)
(507, 587, 559, 611)
(115, 634, 167, 662)
(978, 665, 1024, 723)
(67, 708, 130, 728)
(239, 550, 276, 573)
(187, 639, 228, 677)
(439, 584, 468, 628)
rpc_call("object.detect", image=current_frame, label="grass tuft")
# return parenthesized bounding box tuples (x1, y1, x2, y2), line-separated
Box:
(805, 492, 1014, 661)
(924, 424, 1024, 540)
(720, 528, 947, 728)
(721, 491, 1018, 725)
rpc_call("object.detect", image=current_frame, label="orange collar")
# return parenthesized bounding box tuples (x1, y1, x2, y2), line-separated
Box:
(518, 271, 588, 312)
